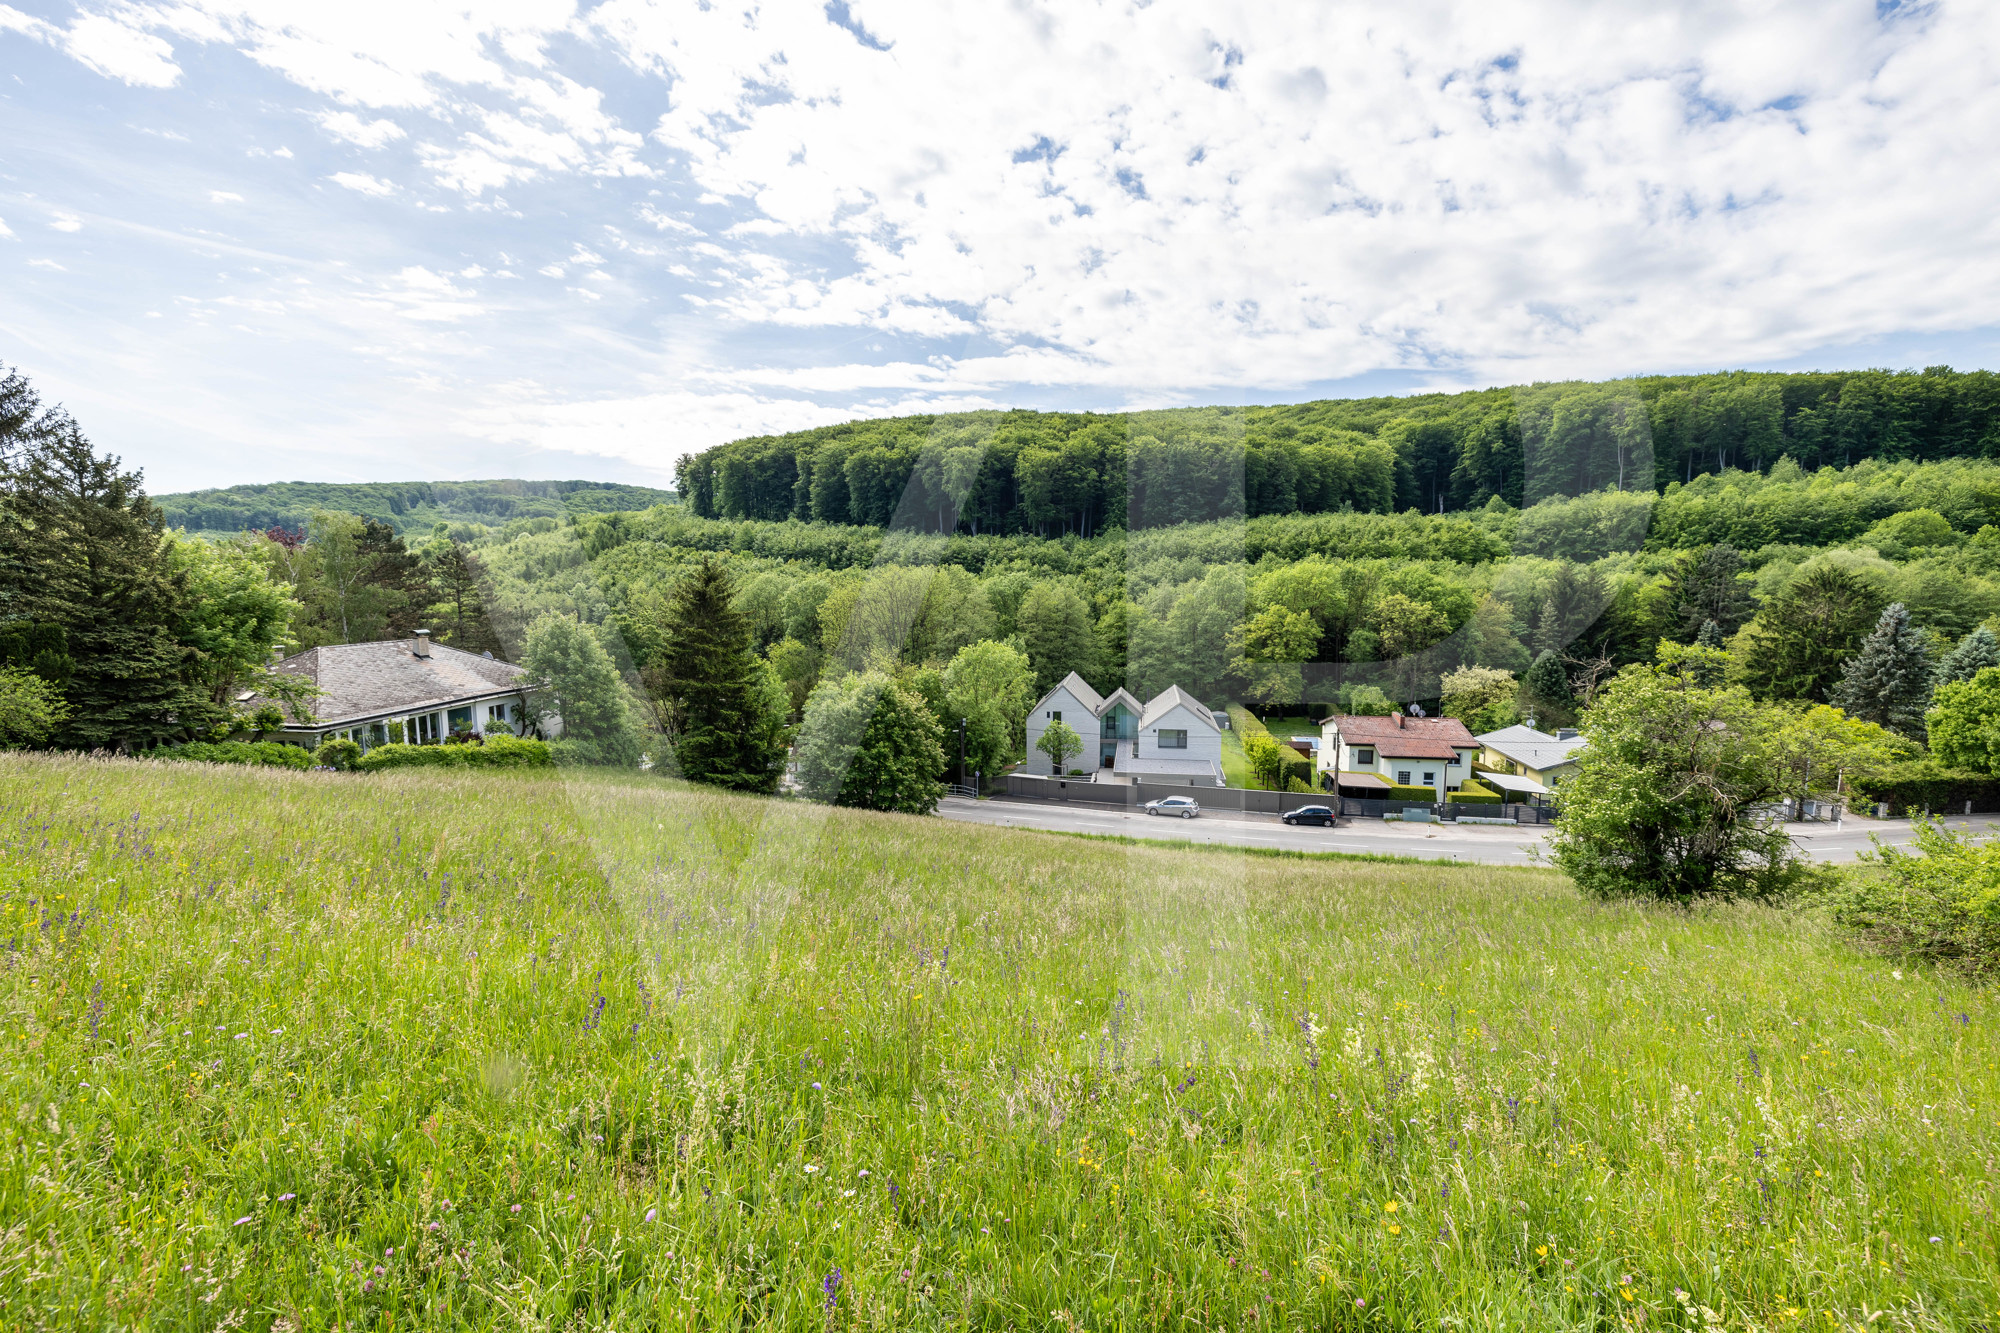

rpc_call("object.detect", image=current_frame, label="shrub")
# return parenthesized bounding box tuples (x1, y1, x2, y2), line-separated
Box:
(312, 737, 362, 770)
(1447, 785, 1503, 804)
(355, 738, 553, 772)
(1855, 759, 2000, 815)
(1821, 818, 2000, 976)
(147, 741, 312, 769)
(1285, 775, 1315, 793)
(1385, 783, 1438, 801)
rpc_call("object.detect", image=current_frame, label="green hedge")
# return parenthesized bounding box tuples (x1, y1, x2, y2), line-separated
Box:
(355, 736, 553, 772)
(1447, 785, 1503, 804)
(1384, 784, 1438, 801)
(1855, 761, 2000, 816)
(146, 741, 312, 769)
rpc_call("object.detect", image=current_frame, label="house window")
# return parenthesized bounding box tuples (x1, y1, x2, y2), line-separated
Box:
(1353, 746, 1375, 765)
(1159, 729, 1187, 749)
(1397, 770, 1412, 786)
(1050, 710, 1061, 721)
(1422, 771, 1436, 785)
(448, 705, 473, 733)
(1447, 752, 1462, 766)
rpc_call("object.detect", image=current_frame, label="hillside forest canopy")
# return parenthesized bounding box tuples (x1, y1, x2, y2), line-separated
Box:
(18, 359, 2000, 809)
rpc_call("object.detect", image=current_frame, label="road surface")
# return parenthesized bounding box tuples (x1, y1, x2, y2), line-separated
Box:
(938, 797, 2000, 867)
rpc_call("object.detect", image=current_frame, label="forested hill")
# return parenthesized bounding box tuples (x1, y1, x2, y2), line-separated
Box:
(158, 478, 679, 536)
(675, 367, 2000, 536)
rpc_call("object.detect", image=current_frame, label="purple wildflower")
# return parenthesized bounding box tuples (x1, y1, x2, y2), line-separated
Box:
(232, 1216, 252, 1226)
(277, 1193, 296, 1202)
(645, 1207, 658, 1222)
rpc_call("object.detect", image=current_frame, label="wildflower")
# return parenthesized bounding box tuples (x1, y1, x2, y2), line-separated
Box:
(373, 1265, 384, 1276)
(233, 1216, 252, 1226)
(427, 1222, 440, 1231)
(363, 1279, 374, 1292)
(805, 1163, 820, 1173)
(233, 1033, 248, 1040)
(385, 1247, 394, 1257)
(1387, 1224, 1401, 1235)
(645, 1208, 658, 1222)
(1383, 1200, 1397, 1213)
(812, 1081, 822, 1090)
(277, 1193, 296, 1202)
(857, 1169, 869, 1177)
(511, 1204, 522, 1213)
(1536, 1246, 1548, 1258)
(1355, 1298, 1366, 1308)
(1929, 1236, 1942, 1244)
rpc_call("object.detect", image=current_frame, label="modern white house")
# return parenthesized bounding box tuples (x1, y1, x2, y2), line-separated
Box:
(1316, 712, 1481, 799)
(1476, 724, 1587, 790)
(265, 630, 538, 751)
(1025, 673, 1224, 786)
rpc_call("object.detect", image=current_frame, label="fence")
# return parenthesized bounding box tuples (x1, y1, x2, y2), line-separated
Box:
(1000, 776, 1554, 823)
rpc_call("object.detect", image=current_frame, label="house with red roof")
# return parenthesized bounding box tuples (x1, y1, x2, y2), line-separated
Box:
(1316, 712, 1480, 799)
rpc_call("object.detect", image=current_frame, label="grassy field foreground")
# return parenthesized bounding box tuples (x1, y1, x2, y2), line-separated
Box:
(0, 757, 1995, 1330)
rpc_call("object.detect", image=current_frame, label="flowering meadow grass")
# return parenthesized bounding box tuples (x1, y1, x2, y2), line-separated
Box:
(1, 754, 1995, 1331)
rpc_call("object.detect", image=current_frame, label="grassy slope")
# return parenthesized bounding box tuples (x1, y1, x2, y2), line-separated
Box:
(1, 756, 1995, 1329)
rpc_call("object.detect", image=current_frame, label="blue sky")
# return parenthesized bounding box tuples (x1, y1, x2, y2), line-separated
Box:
(2, 0, 1998, 493)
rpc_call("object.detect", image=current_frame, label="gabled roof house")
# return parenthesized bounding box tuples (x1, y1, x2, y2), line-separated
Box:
(1316, 712, 1481, 799)
(264, 630, 535, 750)
(1025, 673, 1224, 786)
(1475, 724, 1587, 790)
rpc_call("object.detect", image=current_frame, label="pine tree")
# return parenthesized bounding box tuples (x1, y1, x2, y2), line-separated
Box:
(1690, 619, 1727, 686)
(0, 421, 206, 748)
(1831, 602, 1935, 736)
(357, 521, 432, 638)
(1934, 625, 2000, 689)
(1665, 544, 1758, 640)
(1523, 649, 1575, 727)
(427, 541, 498, 654)
(650, 557, 786, 791)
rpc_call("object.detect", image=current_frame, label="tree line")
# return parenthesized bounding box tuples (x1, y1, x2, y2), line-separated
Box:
(674, 368, 2000, 534)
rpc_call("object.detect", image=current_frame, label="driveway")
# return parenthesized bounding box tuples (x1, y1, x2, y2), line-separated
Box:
(937, 798, 2000, 867)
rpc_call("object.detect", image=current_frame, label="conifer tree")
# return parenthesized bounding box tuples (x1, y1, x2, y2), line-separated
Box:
(1665, 544, 1758, 640)
(0, 421, 205, 748)
(651, 557, 787, 791)
(1523, 649, 1574, 726)
(1934, 625, 2000, 689)
(1831, 602, 1935, 736)
(1690, 619, 1727, 686)
(427, 541, 498, 654)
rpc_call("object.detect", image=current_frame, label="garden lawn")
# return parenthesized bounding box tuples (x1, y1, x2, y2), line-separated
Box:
(2, 754, 1996, 1330)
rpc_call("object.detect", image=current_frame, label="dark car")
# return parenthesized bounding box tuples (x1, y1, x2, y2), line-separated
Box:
(1281, 804, 1336, 827)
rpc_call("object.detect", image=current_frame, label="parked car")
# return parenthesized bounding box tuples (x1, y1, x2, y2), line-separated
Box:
(1281, 804, 1336, 827)
(1144, 795, 1201, 819)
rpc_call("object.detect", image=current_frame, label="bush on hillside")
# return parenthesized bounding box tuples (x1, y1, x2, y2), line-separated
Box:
(1821, 818, 2000, 976)
(354, 737, 553, 772)
(147, 741, 312, 769)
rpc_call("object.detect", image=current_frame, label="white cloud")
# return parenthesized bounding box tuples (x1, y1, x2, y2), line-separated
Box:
(0, 217, 13, 240)
(329, 172, 396, 196)
(537, 263, 565, 277)
(0, 7, 181, 87)
(273, 146, 293, 158)
(316, 110, 407, 148)
(48, 212, 81, 233)
(210, 190, 244, 203)
(28, 258, 67, 271)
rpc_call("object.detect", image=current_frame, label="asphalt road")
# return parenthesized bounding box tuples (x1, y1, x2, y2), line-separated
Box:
(938, 797, 2000, 866)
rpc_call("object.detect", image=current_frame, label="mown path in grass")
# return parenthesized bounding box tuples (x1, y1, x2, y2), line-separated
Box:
(1, 755, 1994, 1330)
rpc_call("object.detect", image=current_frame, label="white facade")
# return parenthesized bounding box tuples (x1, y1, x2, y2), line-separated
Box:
(1025, 676, 1105, 776)
(1316, 715, 1481, 798)
(1025, 675, 1223, 783)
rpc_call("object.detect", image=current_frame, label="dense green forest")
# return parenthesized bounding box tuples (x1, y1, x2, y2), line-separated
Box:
(156, 478, 679, 536)
(675, 368, 2000, 534)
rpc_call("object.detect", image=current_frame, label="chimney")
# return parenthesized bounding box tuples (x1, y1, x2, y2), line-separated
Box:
(413, 629, 431, 658)
(1556, 728, 1579, 740)
(1396, 712, 1404, 728)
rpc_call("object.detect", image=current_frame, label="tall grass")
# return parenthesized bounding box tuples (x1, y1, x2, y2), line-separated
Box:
(0, 754, 1994, 1330)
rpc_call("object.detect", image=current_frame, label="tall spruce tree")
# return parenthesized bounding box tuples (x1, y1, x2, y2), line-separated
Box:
(1523, 649, 1575, 726)
(652, 557, 786, 791)
(1935, 625, 2000, 689)
(1831, 602, 1935, 736)
(1735, 565, 1884, 701)
(1665, 544, 1758, 640)
(427, 541, 498, 654)
(0, 421, 206, 748)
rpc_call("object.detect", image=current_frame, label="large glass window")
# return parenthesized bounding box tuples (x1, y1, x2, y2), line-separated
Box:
(1159, 729, 1187, 749)
(448, 705, 473, 732)
(1353, 746, 1375, 765)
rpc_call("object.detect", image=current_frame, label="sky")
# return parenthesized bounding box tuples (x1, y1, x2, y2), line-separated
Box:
(2, 1, 1999, 494)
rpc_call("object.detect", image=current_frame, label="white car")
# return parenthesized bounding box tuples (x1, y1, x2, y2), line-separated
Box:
(1144, 795, 1201, 819)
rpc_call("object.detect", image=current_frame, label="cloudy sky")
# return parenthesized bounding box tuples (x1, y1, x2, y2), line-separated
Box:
(2, 1, 1998, 492)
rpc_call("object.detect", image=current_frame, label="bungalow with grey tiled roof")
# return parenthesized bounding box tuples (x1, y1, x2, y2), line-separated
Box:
(261, 630, 536, 750)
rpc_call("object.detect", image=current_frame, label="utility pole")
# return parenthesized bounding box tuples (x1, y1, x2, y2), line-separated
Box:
(958, 717, 967, 789)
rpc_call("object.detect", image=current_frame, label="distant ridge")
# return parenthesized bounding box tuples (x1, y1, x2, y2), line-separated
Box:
(156, 478, 679, 536)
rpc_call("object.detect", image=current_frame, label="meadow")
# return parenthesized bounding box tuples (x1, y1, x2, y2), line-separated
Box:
(1, 755, 1995, 1331)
